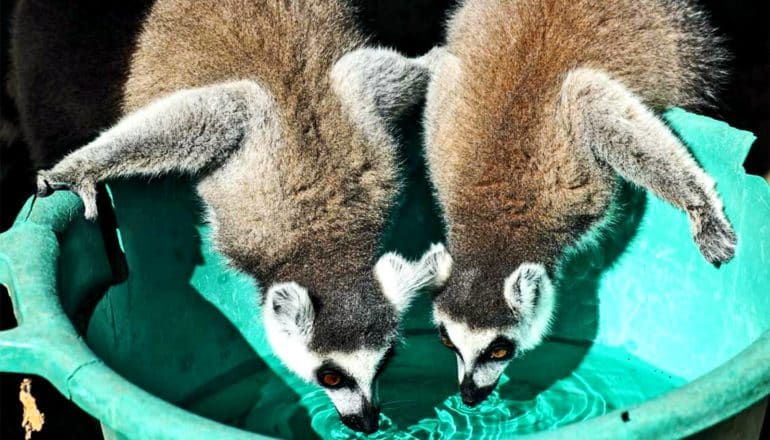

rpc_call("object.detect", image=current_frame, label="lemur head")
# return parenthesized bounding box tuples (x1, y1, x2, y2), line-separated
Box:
(431, 253, 555, 406)
(263, 244, 452, 433)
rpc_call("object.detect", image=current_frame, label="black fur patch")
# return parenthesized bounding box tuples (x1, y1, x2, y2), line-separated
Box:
(306, 275, 399, 353)
(435, 262, 518, 330)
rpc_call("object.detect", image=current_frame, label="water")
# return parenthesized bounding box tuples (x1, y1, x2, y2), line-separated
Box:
(226, 337, 683, 439)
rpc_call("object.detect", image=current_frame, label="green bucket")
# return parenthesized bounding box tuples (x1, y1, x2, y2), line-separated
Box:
(0, 109, 768, 439)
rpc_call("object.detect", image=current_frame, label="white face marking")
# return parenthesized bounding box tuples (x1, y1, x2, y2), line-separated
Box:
(455, 354, 465, 384)
(472, 360, 508, 388)
(328, 388, 364, 416)
(271, 340, 387, 416)
(266, 321, 391, 414)
(265, 330, 390, 416)
(434, 309, 515, 387)
(326, 348, 389, 401)
(321, 348, 390, 416)
(264, 325, 318, 379)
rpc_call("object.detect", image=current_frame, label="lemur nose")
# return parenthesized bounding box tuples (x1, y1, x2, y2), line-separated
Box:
(361, 407, 380, 434)
(461, 392, 480, 407)
(460, 377, 495, 407)
(340, 403, 380, 434)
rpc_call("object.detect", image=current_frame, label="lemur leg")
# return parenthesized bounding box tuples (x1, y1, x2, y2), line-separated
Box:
(561, 68, 736, 264)
(37, 80, 271, 219)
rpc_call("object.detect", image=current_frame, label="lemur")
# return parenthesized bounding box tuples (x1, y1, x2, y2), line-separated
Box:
(18, 0, 450, 433)
(421, 0, 736, 406)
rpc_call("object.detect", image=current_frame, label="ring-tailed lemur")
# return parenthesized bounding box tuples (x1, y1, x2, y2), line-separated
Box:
(421, 0, 735, 406)
(21, 0, 449, 432)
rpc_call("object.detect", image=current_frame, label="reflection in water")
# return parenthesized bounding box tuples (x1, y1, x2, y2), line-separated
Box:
(297, 343, 682, 439)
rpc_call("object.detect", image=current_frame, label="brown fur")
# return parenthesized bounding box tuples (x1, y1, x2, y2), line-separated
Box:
(426, 0, 726, 327)
(128, 1, 405, 354)
(13, 0, 411, 352)
(123, 1, 395, 288)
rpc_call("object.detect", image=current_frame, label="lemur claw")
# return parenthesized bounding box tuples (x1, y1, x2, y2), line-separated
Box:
(36, 169, 99, 220)
(36, 170, 75, 196)
(691, 210, 737, 266)
(35, 174, 55, 197)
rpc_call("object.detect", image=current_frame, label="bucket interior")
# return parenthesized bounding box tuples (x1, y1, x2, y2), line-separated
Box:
(51, 109, 770, 439)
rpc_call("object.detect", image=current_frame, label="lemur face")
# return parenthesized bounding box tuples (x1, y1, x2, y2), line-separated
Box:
(263, 283, 394, 433)
(432, 261, 556, 406)
(262, 281, 393, 433)
(434, 311, 517, 406)
(312, 346, 396, 434)
(263, 244, 451, 433)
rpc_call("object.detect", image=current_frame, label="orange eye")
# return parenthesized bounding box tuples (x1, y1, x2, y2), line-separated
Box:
(322, 373, 342, 387)
(441, 335, 455, 349)
(490, 348, 508, 359)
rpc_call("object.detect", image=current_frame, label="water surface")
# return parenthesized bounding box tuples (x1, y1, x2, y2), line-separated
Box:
(227, 338, 683, 439)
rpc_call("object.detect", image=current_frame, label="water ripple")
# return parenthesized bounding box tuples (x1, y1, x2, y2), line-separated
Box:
(270, 344, 681, 439)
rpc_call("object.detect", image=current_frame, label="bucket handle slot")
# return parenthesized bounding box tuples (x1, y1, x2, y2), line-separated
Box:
(0, 218, 102, 393)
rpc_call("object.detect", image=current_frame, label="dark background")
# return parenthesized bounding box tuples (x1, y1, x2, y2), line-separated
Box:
(0, 0, 767, 438)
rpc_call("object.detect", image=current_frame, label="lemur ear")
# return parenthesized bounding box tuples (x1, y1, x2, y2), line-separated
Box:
(503, 263, 556, 351)
(331, 47, 437, 121)
(374, 243, 453, 314)
(418, 243, 454, 289)
(263, 282, 314, 340)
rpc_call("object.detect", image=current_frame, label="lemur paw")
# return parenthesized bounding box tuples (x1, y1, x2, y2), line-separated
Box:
(36, 168, 99, 220)
(690, 209, 737, 267)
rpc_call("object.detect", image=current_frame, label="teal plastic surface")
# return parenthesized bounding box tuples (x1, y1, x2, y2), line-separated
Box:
(0, 109, 768, 439)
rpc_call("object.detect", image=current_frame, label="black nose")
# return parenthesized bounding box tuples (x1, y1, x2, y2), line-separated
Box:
(461, 391, 480, 407)
(340, 406, 380, 434)
(460, 378, 495, 407)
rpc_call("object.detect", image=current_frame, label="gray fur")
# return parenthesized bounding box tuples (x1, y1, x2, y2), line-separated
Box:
(332, 47, 433, 124)
(560, 68, 736, 264)
(36, 81, 267, 219)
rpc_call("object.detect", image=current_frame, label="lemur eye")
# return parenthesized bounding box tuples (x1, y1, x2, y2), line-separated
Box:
(441, 335, 455, 349)
(490, 348, 509, 360)
(321, 373, 342, 388)
(490, 348, 508, 359)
